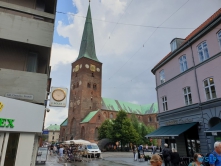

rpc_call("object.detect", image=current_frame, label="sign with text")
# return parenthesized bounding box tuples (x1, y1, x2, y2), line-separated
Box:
(5, 93, 33, 101)
(0, 96, 44, 132)
(36, 147, 48, 164)
(165, 118, 193, 126)
(49, 87, 68, 107)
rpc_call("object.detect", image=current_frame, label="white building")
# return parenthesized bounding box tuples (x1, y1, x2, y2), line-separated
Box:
(0, 0, 57, 165)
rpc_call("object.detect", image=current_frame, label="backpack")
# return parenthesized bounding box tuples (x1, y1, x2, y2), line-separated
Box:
(138, 145, 142, 151)
(203, 152, 218, 166)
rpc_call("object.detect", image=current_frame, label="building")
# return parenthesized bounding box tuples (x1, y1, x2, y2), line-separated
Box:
(45, 124, 60, 143)
(0, 0, 57, 165)
(59, 3, 159, 144)
(146, 8, 221, 156)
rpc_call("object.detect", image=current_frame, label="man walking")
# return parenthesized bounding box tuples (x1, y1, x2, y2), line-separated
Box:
(209, 142, 221, 166)
(162, 143, 172, 166)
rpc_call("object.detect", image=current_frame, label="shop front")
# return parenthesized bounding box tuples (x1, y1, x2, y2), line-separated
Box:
(0, 96, 45, 166)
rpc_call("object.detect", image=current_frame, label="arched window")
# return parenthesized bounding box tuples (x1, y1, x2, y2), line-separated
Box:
(94, 128, 98, 140)
(93, 84, 97, 90)
(70, 118, 77, 137)
(92, 73, 94, 77)
(87, 83, 91, 88)
(149, 117, 152, 122)
(77, 82, 79, 88)
(81, 126, 85, 139)
(103, 112, 107, 118)
(110, 113, 113, 119)
(98, 115, 101, 120)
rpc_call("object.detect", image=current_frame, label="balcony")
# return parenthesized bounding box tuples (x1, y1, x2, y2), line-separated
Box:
(0, 1, 55, 48)
(0, 68, 47, 104)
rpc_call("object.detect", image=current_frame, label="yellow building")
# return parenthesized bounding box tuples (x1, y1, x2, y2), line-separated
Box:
(46, 124, 60, 143)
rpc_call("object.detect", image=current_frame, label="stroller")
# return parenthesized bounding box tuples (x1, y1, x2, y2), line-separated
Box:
(138, 150, 145, 162)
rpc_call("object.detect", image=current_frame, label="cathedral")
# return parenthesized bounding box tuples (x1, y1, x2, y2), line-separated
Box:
(59, 3, 159, 143)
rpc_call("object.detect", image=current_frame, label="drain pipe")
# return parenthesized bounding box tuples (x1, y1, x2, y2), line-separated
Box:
(188, 41, 209, 153)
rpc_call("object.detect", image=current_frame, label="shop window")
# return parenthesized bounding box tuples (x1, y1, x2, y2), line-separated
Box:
(162, 96, 168, 111)
(4, 133, 20, 166)
(93, 84, 97, 90)
(87, 83, 91, 88)
(160, 70, 165, 84)
(183, 87, 192, 105)
(204, 78, 217, 100)
(198, 41, 209, 62)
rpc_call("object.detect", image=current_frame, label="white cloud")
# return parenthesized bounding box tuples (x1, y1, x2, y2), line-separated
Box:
(50, 43, 78, 71)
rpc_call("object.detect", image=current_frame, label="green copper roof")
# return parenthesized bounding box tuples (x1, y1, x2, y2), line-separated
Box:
(77, 4, 99, 62)
(46, 124, 60, 131)
(81, 110, 98, 123)
(60, 118, 68, 126)
(101, 98, 158, 115)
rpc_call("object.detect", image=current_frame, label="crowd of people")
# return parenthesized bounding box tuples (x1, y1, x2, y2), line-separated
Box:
(135, 141, 221, 166)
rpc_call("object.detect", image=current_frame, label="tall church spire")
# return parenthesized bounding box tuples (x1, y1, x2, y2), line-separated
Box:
(77, 3, 99, 62)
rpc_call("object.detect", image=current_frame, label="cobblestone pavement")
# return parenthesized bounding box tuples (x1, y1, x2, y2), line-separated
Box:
(36, 152, 164, 166)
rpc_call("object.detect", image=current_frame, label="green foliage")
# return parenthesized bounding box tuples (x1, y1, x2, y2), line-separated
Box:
(98, 119, 113, 140)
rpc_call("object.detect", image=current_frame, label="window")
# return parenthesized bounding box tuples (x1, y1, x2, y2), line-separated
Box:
(198, 41, 209, 62)
(93, 84, 97, 90)
(75, 73, 78, 77)
(179, 55, 188, 72)
(53, 132, 54, 135)
(73, 84, 76, 89)
(26, 52, 38, 72)
(92, 73, 94, 77)
(160, 70, 165, 84)
(171, 40, 177, 52)
(87, 83, 91, 88)
(217, 30, 221, 49)
(110, 113, 113, 119)
(52, 136, 54, 140)
(77, 82, 79, 88)
(162, 96, 168, 111)
(183, 87, 192, 105)
(204, 78, 217, 100)
(149, 117, 152, 122)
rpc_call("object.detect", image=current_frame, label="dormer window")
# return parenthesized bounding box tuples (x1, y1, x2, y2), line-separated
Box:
(171, 40, 177, 52)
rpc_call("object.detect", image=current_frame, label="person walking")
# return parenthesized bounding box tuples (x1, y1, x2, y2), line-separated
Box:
(58, 145, 64, 163)
(150, 154, 163, 166)
(209, 141, 221, 166)
(188, 153, 204, 166)
(171, 148, 180, 166)
(162, 143, 172, 166)
(132, 145, 137, 160)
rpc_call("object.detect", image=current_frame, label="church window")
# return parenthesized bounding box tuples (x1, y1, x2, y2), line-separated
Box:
(76, 73, 78, 77)
(92, 73, 94, 77)
(87, 83, 91, 88)
(103, 112, 107, 118)
(77, 82, 79, 88)
(90, 106, 91, 109)
(149, 117, 152, 122)
(98, 115, 100, 120)
(73, 84, 76, 89)
(93, 84, 97, 90)
(110, 113, 113, 119)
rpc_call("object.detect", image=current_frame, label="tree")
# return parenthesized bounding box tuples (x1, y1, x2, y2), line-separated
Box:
(111, 110, 139, 151)
(98, 119, 113, 140)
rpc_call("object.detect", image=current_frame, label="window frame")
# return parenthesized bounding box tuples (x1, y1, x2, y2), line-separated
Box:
(217, 30, 221, 50)
(162, 96, 168, 111)
(171, 40, 177, 52)
(203, 77, 217, 101)
(179, 55, 188, 72)
(197, 41, 210, 62)
(159, 70, 165, 84)
(183, 87, 192, 106)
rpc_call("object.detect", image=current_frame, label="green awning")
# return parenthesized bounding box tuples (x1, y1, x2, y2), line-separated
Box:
(145, 122, 197, 139)
(205, 122, 221, 136)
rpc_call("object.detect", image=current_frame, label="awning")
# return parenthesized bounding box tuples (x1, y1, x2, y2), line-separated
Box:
(205, 122, 221, 136)
(145, 122, 197, 139)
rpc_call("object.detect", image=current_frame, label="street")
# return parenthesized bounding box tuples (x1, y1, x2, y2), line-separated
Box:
(38, 152, 161, 166)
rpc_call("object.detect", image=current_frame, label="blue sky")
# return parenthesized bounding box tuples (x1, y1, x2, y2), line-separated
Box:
(45, 0, 221, 127)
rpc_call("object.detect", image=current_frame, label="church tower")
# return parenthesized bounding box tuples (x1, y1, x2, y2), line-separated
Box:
(67, 3, 102, 140)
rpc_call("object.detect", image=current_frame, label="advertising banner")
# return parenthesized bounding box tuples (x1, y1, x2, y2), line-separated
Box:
(36, 147, 48, 164)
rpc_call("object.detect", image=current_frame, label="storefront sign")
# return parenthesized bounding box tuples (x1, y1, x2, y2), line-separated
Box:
(0, 96, 44, 133)
(0, 118, 14, 128)
(5, 93, 33, 101)
(212, 132, 217, 136)
(165, 118, 193, 126)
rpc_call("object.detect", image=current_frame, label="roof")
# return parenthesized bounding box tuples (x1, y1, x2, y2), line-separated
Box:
(76, 4, 100, 62)
(81, 110, 98, 123)
(46, 124, 60, 131)
(60, 118, 68, 126)
(101, 97, 158, 115)
(152, 8, 221, 73)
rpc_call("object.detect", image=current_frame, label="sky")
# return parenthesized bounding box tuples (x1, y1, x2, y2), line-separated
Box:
(45, 0, 221, 128)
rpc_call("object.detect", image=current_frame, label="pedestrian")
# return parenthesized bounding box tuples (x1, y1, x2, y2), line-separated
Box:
(134, 145, 138, 161)
(162, 143, 172, 166)
(132, 145, 136, 159)
(53, 145, 57, 155)
(171, 148, 180, 166)
(150, 154, 163, 166)
(208, 141, 221, 166)
(58, 145, 64, 162)
(146, 144, 149, 152)
(153, 146, 156, 154)
(188, 153, 204, 166)
(50, 144, 54, 155)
